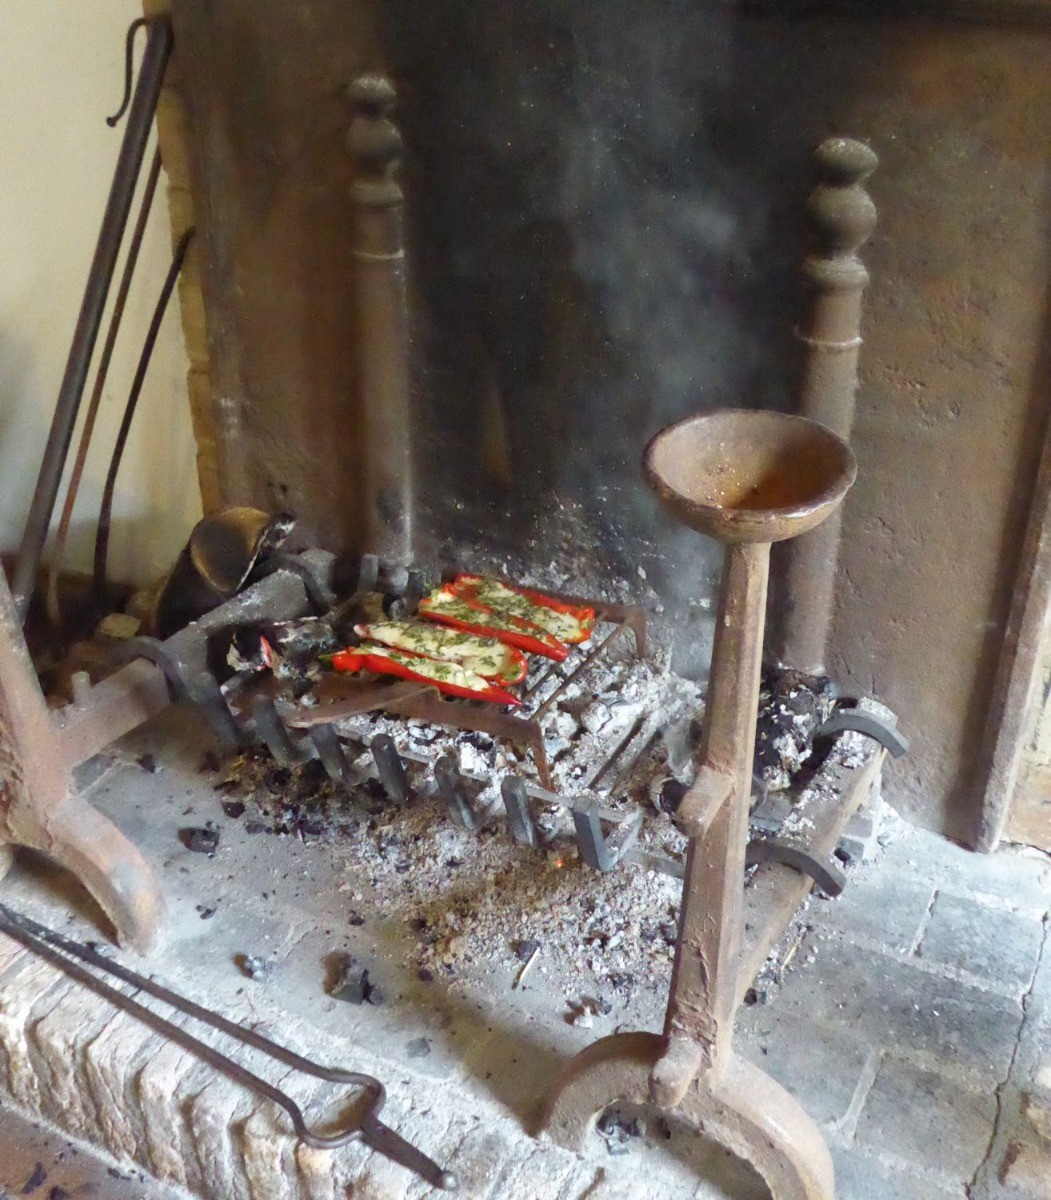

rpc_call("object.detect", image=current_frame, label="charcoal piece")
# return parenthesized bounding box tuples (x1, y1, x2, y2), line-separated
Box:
(263, 766, 293, 793)
(245, 820, 268, 835)
(348, 911, 366, 927)
(657, 778, 688, 814)
(261, 617, 339, 675)
(221, 800, 246, 819)
(753, 667, 837, 793)
(406, 1037, 431, 1059)
(208, 627, 271, 683)
(515, 938, 541, 962)
(20, 1162, 46, 1194)
(329, 953, 383, 1005)
(180, 826, 220, 854)
(136, 753, 158, 774)
(597, 1108, 641, 1156)
(235, 954, 271, 980)
(196, 904, 217, 919)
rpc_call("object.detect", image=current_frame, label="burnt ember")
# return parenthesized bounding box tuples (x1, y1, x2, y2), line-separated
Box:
(329, 954, 384, 1005)
(179, 825, 220, 854)
(235, 953, 271, 980)
(753, 667, 836, 794)
(597, 1107, 643, 1155)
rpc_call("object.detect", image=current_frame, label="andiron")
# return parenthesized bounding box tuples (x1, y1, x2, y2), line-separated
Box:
(541, 408, 858, 1200)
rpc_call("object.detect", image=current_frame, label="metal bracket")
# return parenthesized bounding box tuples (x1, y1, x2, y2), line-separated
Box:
(357, 554, 380, 594)
(572, 802, 644, 873)
(371, 733, 410, 803)
(434, 755, 478, 830)
(817, 707, 908, 758)
(745, 838, 847, 897)
(252, 694, 314, 766)
(501, 776, 539, 848)
(308, 722, 357, 789)
(116, 635, 243, 747)
(248, 552, 329, 616)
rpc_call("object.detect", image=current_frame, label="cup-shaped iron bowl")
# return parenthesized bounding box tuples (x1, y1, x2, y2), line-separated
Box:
(643, 408, 857, 544)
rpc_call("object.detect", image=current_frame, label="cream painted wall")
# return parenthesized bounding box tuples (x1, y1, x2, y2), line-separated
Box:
(0, 0, 201, 589)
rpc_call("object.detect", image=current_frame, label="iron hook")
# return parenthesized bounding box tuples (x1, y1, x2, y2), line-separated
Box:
(107, 16, 165, 128)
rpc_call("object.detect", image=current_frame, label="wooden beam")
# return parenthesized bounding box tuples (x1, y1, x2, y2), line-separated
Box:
(973, 405, 1051, 852)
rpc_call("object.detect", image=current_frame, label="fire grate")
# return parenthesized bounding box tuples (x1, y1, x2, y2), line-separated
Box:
(227, 566, 676, 876)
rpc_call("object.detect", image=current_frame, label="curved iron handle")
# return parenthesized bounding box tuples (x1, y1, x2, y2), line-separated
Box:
(0, 904, 457, 1190)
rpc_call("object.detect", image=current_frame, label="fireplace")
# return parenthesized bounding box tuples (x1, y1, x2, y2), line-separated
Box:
(3, 1, 1051, 1198)
(0, 33, 892, 1193)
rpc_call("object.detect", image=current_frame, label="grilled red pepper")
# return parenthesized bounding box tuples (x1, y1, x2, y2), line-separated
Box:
(452, 575, 595, 645)
(418, 585, 569, 660)
(353, 620, 528, 685)
(330, 645, 521, 706)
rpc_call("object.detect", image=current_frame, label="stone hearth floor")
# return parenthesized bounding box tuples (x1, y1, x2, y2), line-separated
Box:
(0, 708, 1048, 1200)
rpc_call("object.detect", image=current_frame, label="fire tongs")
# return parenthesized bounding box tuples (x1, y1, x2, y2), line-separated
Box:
(540, 408, 857, 1200)
(0, 903, 457, 1192)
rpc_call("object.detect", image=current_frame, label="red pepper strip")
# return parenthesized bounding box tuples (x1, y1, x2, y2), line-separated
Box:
(417, 586, 569, 660)
(451, 575, 595, 645)
(353, 620, 529, 685)
(330, 648, 521, 707)
(514, 587, 595, 639)
(419, 605, 570, 661)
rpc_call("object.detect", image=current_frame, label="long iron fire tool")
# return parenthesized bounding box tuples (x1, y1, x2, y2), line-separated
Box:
(46, 145, 164, 627)
(0, 903, 458, 1192)
(12, 14, 173, 623)
(93, 225, 196, 601)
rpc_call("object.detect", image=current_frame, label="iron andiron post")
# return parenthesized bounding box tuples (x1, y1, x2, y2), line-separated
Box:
(0, 564, 164, 953)
(773, 137, 877, 676)
(348, 74, 414, 573)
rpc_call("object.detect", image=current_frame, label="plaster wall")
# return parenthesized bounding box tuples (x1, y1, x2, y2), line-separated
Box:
(0, 0, 201, 588)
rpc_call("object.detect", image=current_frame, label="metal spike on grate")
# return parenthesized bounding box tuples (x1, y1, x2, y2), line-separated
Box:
(371, 733, 410, 803)
(434, 755, 478, 830)
(501, 776, 538, 848)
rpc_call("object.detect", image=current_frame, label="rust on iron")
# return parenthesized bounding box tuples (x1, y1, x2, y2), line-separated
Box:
(0, 564, 164, 953)
(312, 674, 554, 790)
(281, 680, 435, 727)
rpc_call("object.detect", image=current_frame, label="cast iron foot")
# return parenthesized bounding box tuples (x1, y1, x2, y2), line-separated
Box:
(540, 1032, 834, 1200)
(0, 797, 164, 956)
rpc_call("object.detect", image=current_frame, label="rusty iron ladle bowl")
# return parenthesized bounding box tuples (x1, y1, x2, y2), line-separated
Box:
(643, 408, 857, 544)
